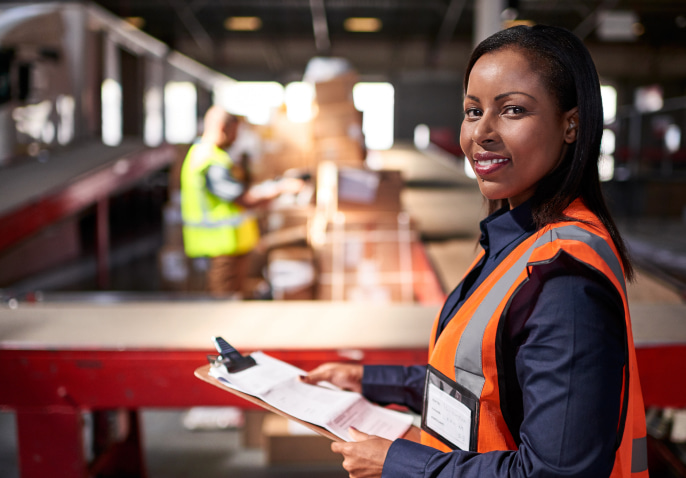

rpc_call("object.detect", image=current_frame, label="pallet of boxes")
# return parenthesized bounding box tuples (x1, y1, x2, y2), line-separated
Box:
(262, 66, 417, 305)
(258, 65, 418, 465)
(260, 65, 367, 303)
(309, 67, 415, 304)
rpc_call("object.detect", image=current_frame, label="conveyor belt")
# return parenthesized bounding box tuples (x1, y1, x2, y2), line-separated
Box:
(0, 300, 439, 350)
(0, 140, 178, 252)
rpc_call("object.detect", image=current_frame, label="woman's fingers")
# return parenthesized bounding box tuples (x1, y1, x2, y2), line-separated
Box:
(300, 363, 363, 393)
(349, 427, 370, 441)
(330, 429, 390, 478)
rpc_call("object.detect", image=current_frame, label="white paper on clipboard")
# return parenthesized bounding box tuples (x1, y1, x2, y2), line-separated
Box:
(208, 351, 413, 442)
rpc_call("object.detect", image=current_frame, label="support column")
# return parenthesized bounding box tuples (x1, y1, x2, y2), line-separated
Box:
(474, 0, 506, 47)
(96, 196, 110, 290)
(16, 407, 87, 478)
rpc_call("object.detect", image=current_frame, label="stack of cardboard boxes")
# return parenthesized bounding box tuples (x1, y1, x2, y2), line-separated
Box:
(259, 69, 365, 302)
(311, 71, 366, 168)
(313, 164, 415, 303)
(252, 107, 316, 183)
(158, 69, 418, 305)
(245, 70, 417, 456)
(263, 69, 418, 304)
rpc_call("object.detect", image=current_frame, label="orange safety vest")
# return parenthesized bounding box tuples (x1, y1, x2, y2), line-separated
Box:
(421, 199, 648, 477)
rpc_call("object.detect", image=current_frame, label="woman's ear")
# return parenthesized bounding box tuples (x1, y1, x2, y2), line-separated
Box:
(563, 107, 579, 144)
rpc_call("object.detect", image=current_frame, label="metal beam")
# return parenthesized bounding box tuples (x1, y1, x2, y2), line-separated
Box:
(572, 0, 620, 40)
(309, 0, 331, 53)
(121, 0, 446, 11)
(427, 0, 469, 67)
(166, 0, 214, 54)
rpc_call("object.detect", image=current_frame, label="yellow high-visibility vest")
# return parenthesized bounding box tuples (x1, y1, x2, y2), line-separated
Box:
(180, 143, 259, 257)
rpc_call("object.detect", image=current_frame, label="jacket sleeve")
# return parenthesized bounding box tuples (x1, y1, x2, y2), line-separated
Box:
(362, 364, 427, 414)
(381, 257, 625, 478)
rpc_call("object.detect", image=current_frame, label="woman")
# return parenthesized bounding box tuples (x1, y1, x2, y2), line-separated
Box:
(302, 24, 648, 478)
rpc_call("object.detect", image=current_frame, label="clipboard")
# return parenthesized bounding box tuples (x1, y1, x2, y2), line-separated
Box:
(194, 364, 342, 442)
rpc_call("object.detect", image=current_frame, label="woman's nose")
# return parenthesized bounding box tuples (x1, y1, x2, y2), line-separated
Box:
(472, 113, 497, 145)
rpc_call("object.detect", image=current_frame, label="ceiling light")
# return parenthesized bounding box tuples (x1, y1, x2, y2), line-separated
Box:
(344, 17, 382, 33)
(224, 16, 262, 31)
(502, 19, 535, 29)
(125, 17, 145, 29)
(597, 11, 640, 41)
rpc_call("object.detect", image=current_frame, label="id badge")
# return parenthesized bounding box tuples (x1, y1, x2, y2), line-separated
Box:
(421, 365, 479, 452)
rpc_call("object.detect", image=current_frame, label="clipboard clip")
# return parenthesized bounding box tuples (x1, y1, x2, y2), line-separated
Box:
(208, 336, 257, 373)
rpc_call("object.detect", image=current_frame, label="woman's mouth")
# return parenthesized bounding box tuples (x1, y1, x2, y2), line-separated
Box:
(472, 152, 510, 176)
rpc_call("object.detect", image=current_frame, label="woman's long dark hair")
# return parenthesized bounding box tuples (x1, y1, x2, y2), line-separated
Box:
(464, 24, 633, 280)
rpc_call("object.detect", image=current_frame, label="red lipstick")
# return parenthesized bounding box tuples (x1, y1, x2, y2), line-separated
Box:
(472, 152, 510, 176)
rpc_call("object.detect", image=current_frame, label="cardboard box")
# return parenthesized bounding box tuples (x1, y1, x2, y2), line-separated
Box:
(314, 136, 365, 165)
(313, 102, 363, 140)
(267, 246, 316, 300)
(337, 167, 380, 204)
(257, 149, 316, 182)
(242, 410, 271, 449)
(338, 169, 404, 213)
(315, 211, 415, 303)
(314, 71, 358, 105)
(267, 109, 315, 153)
(265, 207, 314, 233)
(262, 414, 342, 465)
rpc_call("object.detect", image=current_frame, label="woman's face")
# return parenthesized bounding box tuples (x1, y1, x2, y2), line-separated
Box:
(460, 48, 577, 209)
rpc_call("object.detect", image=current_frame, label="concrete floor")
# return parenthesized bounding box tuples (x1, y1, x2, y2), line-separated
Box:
(0, 409, 349, 478)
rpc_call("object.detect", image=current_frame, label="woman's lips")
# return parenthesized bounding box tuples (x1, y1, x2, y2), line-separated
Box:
(472, 152, 510, 176)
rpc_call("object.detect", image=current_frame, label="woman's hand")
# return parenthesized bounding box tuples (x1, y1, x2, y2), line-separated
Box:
(301, 362, 364, 393)
(332, 428, 391, 478)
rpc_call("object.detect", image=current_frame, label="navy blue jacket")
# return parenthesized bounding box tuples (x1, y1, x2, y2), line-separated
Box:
(362, 202, 625, 478)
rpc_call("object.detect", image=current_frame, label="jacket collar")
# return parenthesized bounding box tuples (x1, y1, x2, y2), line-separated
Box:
(479, 201, 536, 258)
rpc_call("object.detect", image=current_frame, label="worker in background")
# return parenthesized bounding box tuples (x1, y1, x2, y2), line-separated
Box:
(180, 106, 302, 297)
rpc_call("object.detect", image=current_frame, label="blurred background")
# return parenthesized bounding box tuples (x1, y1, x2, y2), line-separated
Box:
(1, 1, 686, 477)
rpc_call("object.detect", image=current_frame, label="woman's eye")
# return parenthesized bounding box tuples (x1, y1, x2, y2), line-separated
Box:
(464, 108, 482, 118)
(504, 106, 525, 115)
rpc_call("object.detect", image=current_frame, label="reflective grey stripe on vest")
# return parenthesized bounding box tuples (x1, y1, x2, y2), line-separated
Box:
(453, 224, 625, 398)
(631, 436, 648, 473)
(183, 212, 252, 229)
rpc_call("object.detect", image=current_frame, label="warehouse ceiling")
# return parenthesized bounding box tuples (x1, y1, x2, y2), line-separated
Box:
(47, 0, 686, 80)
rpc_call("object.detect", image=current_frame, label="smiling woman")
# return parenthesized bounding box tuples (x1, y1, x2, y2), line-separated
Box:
(460, 48, 578, 208)
(301, 24, 648, 478)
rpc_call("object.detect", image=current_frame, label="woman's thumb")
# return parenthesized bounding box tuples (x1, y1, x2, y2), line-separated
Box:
(348, 427, 370, 442)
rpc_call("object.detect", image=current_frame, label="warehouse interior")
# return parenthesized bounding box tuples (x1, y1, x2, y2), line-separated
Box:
(1, 0, 686, 477)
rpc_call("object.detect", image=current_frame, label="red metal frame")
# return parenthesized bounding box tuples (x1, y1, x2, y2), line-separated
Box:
(411, 241, 447, 304)
(0, 143, 178, 253)
(0, 348, 427, 410)
(0, 346, 427, 478)
(635, 345, 686, 409)
(1, 343, 684, 478)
